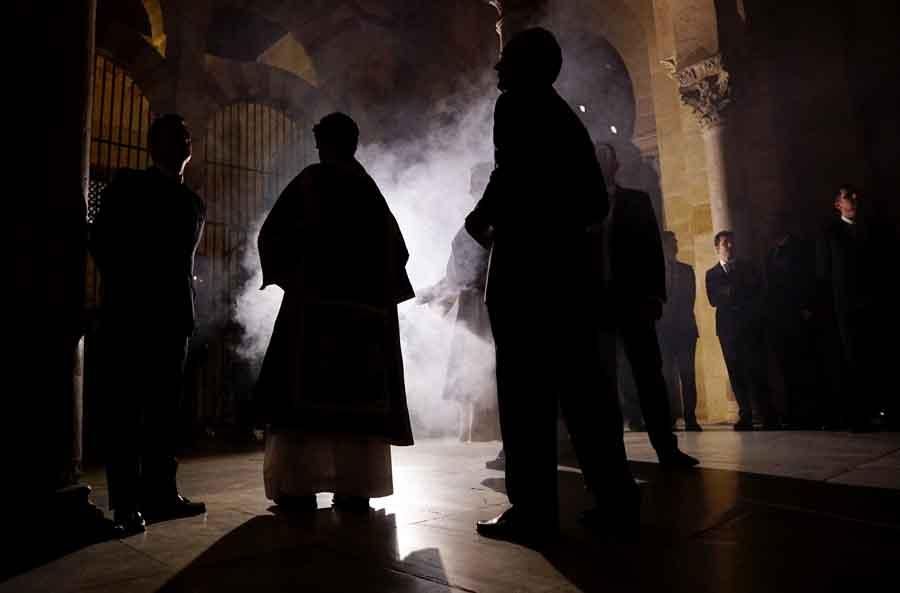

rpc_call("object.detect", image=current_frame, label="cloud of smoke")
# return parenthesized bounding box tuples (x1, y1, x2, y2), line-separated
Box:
(231, 77, 499, 439)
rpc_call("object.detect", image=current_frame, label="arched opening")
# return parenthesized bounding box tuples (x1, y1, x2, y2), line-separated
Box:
(83, 53, 154, 464)
(556, 30, 637, 146)
(188, 102, 314, 435)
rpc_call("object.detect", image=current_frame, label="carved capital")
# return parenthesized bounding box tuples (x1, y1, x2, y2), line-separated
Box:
(661, 54, 731, 130)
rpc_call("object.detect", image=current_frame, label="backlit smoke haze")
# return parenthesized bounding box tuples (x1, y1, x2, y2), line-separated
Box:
(231, 20, 647, 438)
(233, 80, 497, 438)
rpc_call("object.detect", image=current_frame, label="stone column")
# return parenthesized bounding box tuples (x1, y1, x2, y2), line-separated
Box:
(664, 54, 735, 234)
(10, 0, 111, 568)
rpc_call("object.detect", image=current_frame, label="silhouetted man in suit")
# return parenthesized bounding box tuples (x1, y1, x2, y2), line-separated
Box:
(706, 231, 778, 430)
(765, 222, 819, 428)
(466, 28, 638, 543)
(659, 231, 701, 431)
(817, 185, 888, 431)
(595, 142, 698, 465)
(90, 114, 207, 536)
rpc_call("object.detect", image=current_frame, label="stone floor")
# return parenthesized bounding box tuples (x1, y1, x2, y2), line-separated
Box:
(4, 428, 900, 593)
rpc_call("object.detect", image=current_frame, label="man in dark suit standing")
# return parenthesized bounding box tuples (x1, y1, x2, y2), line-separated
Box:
(706, 231, 779, 430)
(466, 28, 638, 542)
(816, 185, 886, 431)
(90, 114, 207, 535)
(765, 222, 819, 428)
(658, 231, 701, 431)
(595, 142, 699, 465)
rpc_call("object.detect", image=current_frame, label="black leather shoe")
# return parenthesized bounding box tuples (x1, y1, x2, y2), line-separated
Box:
(578, 494, 640, 542)
(476, 507, 558, 546)
(113, 510, 146, 537)
(274, 495, 318, 511)
(684, 423, 703, 432)
(142, 494, 206, 522)
(627, 420, 647, 432)
(658, 449, 699, 468)
(332, 495, 370, 512)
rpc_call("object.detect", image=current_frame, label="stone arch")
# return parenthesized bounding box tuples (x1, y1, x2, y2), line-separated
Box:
(203, 55, 334, 127)
(141, 0, 166, 55)
(554, 0, 658, 145)
(95, 20, 170, 112)
(545, 1, 664, 222)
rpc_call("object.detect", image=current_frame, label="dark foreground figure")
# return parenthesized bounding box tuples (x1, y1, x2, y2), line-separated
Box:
(594, 142, 699, 466)
(255, 112, 415, 512)
(465, 28, 639, 544)
(90, 114, 207, 536)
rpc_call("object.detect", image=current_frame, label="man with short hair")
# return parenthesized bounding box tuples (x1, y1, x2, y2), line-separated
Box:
(706, 231, 778, 430)
(90, 114, 207, 536)
(255, 112, 416, 512)
(466, 27, 638, 543)
(595, 142, 699, 463)
(817, 185, 886, 431)
(659, 231, 701, 431)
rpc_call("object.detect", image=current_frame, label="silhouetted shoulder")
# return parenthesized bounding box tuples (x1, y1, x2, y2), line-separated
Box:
(676, 261, 694, 274)
(101, 167, 143, 196)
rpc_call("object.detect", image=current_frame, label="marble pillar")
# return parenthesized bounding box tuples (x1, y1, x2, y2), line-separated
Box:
(664, 53, 735, 234)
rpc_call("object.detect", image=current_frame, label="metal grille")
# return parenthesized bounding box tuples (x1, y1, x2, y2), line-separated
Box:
(86, 53, 153, 306)
(191, 102, 312, 431)
(89, 53, 153, 205)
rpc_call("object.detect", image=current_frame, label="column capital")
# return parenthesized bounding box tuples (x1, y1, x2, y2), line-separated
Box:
(662, 53, 731, 130)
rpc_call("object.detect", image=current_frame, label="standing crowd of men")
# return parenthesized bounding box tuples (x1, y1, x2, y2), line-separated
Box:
(88, 25, 895, 543)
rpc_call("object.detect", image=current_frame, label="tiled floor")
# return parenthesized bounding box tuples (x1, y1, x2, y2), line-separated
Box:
(4, 428, 900, 593)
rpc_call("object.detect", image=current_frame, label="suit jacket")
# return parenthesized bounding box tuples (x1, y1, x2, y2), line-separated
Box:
(816, 218, 878, 319)
(765, 235, 816, 328)
(465, 86, 608, 307)
(706, 259, 764, 343)
(659, 259, 698, 341)
(608, 186, 665, 304)
(89, 167, 205, 336)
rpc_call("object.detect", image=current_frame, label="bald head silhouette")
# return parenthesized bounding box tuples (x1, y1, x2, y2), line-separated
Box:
(495, 27, 563, 91)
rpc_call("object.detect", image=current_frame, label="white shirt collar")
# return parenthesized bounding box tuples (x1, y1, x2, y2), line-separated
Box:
(841, 215, 856, 225)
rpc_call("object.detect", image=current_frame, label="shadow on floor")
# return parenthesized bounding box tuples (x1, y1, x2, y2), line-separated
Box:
(155, 508, 452, 592)
(480, 461, 900, 592)
(5, 485, 117, 582)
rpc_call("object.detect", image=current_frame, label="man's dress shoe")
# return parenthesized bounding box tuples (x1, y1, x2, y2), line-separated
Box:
(142, 494, 206, 523)
(332, 495, 371, 512)
(274, 495, 318, 511)
(476, 507, 558, 546)
(113, 510, 145, 537)
(658, 448, 700, 468)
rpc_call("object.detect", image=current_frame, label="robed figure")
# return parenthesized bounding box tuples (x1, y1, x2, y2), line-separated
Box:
(254, 113, 414, 511)
(417, 163, 500, 443)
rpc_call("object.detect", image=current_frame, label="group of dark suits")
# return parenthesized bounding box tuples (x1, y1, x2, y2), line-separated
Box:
(702, 213, 895, 432)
